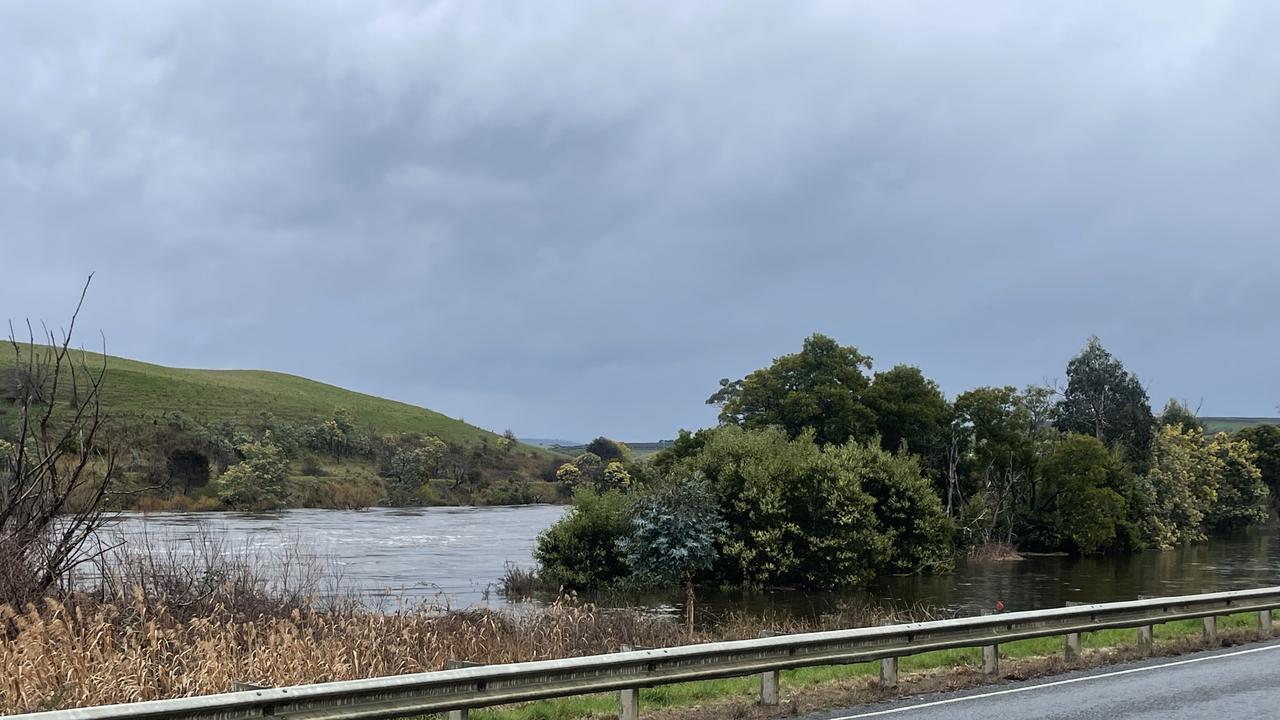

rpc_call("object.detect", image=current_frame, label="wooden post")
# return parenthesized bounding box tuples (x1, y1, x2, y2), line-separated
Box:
(880, 656, 899, 689)
(1260, 610, 1273, 635)
(1064, 601, 1082, 662)
(1203, 616, 1217, 643)
(445, 660, 482, 720)
(619, 688, 640, 720)
(1137, 625, 1154, 653)
(982, 644, 999, 675)
(758, 630, 781, 704)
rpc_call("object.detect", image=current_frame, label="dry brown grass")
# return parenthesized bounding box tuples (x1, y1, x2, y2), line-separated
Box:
(0, 594, 925, 713)
(0, 529, 930, 714)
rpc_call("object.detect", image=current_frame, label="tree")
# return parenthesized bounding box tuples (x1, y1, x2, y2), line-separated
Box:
(381, 439, 447, 497)
(1141, 425, 1221, 548)
(1235, 424, 1280, 502)
(1205, 432, 1268, 531)
(555, 462, 583, 487)
(951, 386, 1039, 545)
(1025, 434, 1134, 554)
(500, 429, 518, 452)
(1159, 399, 1202, 433)
(2, 277, 117, 603)
(534, 488, 632, 589)
(864, 365, 950, 470)
(825, 442, 954, 573)
(217, 436, 290, 510)
(675, 426, 889, 589)
(1056, 337, 1155, 468)
(573, 452, 604, 488)
(601, 460, 632, 491)
(585, 437, 633, 465)
(707, 334, 876, 447)
(625, 474, 725, 632)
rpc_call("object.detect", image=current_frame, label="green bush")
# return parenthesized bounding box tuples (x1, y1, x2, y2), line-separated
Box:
(534, 488, 632, 589)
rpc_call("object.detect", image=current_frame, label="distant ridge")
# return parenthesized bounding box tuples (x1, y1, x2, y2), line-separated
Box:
(1201, 417, 1280, 434)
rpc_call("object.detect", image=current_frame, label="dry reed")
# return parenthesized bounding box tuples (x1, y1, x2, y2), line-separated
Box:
(0, 532, 930, 714)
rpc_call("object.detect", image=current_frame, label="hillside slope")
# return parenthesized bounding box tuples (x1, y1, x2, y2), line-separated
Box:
(0, 346, 548, 454)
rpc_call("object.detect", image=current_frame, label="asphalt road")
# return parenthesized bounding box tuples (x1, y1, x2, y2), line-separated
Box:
(802, 640, 1280, 720)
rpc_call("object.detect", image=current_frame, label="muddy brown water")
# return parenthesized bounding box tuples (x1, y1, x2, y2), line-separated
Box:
(102, 506, 1280, 617)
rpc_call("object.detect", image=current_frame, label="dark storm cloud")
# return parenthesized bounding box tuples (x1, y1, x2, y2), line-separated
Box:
(3, 1, 1278, 440)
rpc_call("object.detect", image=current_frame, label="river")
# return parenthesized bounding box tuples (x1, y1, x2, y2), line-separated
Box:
(101, 505, 1280, 616)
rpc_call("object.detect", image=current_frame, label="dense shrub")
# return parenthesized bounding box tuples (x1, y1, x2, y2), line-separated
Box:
(533, 489, 632, 589)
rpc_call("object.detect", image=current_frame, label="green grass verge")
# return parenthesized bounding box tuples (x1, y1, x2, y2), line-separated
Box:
(456, 611, 1275, 720)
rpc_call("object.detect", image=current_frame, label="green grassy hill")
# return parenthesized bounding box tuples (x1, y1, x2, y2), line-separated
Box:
(1201, 417, 1280, 434)
(0, 346, 568, 510)
(0, 346, 549, 455)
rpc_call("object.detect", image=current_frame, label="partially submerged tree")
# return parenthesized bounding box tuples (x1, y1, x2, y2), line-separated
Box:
(625, 474, 725, 633)
(1, 276, 117, 603)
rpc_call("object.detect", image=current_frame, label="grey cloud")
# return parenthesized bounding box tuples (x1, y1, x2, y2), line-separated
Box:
(2, 1, 1279, 440)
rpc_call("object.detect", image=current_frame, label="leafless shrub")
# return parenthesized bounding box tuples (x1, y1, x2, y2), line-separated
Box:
(1, 276, 117, 606)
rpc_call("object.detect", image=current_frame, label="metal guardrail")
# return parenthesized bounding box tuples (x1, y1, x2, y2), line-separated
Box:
(11, 586, 1280, 720)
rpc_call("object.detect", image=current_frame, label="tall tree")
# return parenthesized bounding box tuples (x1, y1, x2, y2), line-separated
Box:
(707, 334, 876, 447)
(1056, 337, 1155, 467)
(1159, 399, 1202, 433)
(1235, 424, 1280, 503)
(864, 364, 950, 469)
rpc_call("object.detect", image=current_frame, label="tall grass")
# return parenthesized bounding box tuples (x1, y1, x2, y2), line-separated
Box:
(0, 536, 928, 714)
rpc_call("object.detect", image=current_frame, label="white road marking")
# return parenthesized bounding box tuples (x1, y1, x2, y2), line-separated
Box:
(828, 642, 1280, 719)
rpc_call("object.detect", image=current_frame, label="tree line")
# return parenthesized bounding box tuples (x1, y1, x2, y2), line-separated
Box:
(535, 333, 1280, 608)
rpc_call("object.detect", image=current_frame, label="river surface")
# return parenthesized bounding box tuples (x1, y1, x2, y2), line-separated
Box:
(102, 506, 1280, 616)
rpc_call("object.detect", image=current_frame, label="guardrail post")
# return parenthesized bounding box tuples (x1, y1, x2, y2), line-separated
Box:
(1202, 616, 1217, 643)
(1259, 610, 1273, 635)
(445, 660, 482, 720)
(982, 643, 999, 675)
(758, 632, 782, 705)
(1064, 601, 1082, 662)
(1137, 624, 1154, 654)
(619, 688, 640, 720)
(880, 656, 899, 689)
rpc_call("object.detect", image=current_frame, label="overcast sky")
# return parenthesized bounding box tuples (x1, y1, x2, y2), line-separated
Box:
(3, 1, 1278, 441)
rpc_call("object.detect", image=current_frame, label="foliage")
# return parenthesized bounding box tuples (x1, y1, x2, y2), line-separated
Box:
(1024, 434, 1135, 554)
(864, 365, 950, 470)
(1055, 337, 1155, 468)
(625, 475, 725, 630)
(554, 462, 583, 487)
(477, 480, 536, 506)
(625, 476, 723, 584)
(1159, 399, 1203, 433)
(1235, 424, 1280, 502)
(216, 437, 290, 510)
(381, 438, 447, 487)
(1140, 425, 1221, 547)
(650, 428, 712, 477)
(824, 443, 954, 573)
(601, 461, 632, 492)
(534, 489, 633, 589)
(707, 334, 876, 447)
(675, 426, 887, 588)
(1205, 432, 1269, 531)
(584, 437, 633, 465)
(950, 385, 1052, 545)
